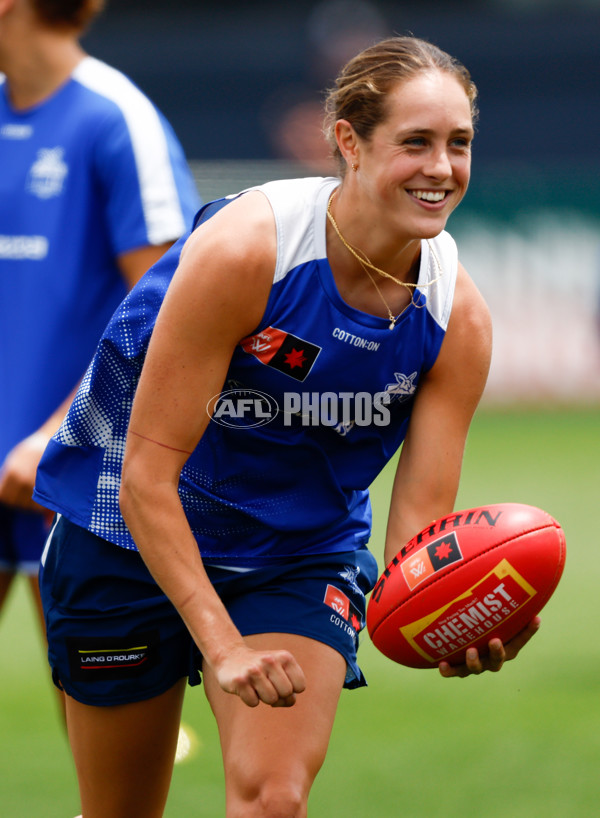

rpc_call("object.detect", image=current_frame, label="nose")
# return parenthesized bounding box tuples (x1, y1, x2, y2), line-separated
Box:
(423, 148, 452, 180)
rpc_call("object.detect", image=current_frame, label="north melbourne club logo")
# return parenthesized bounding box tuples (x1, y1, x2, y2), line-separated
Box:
(27, 147, 68, 199)
(383, 371, 418, 403)
(240, 327, 321, 382)
(401, 531, 464, 591)
(338, 564, 361, 595)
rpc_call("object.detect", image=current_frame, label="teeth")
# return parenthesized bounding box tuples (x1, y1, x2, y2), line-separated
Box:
(412, 190, 446, 202)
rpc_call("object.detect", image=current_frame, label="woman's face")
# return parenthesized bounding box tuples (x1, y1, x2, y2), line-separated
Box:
(356, 70, 474, 241)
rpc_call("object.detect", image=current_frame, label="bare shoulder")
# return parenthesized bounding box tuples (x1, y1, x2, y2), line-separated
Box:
(425, 261, 492, 399)
(452, 261, 492, 342)
(181, 190, 276, 273)
(168, 190, 277, 341)
(443, 261, 492, 365)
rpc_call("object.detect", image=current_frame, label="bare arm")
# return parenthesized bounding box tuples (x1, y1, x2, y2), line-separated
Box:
(384, 264, 539, 675)
(384, 262, 492, 563)
(119, 192, 306, 707)
(0, 242, 171, 511)
(385, 266, 539, 678)
(117, 241, 173, 289)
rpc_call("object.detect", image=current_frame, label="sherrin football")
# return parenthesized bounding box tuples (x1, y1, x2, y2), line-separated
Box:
(367, 503, 566, 668)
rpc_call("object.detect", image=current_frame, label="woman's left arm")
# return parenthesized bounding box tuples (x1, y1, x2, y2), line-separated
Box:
(383, 262, 539, 676)
(119, 192, 306, 707)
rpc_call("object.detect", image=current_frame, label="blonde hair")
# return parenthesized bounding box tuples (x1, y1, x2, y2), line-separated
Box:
(323, 36, 478, 174)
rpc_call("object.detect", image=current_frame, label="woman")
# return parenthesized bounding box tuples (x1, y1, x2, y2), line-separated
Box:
(35, 36, 538, 818)
(0, 0, 199, 720)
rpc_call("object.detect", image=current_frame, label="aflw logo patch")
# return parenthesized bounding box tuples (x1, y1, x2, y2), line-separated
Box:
(241, 327, 321, 382)
(401, 532, 464, 591)
(324, 584, 363, 634)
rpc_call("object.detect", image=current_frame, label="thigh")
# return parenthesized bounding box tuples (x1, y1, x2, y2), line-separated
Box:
(66, 678, 186, 818)
(210, 546, 379, 692)
(203, 632, 346, 813)
(40, 516, 198, 705)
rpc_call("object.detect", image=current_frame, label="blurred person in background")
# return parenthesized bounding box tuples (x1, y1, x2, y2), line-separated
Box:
(262, 0, 388, 172)
(0, 0, 200, 715)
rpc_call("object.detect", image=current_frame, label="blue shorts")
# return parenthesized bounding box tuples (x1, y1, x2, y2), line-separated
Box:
(39, 516, 379, 706)
(0, 503, 50, 574)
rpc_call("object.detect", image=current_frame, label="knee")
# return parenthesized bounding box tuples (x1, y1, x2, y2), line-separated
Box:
(256, 780, 305, 818)
(228, 773, 308, 818)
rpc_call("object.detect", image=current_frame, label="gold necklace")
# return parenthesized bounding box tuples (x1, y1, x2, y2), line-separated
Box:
(353, 254, 399, 330)
(326, 191, 443, 330)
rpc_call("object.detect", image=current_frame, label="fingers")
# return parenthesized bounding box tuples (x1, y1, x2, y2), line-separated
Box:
(0, 470, 47, 511)
(220, 648, 306, 709)
(240, 652, 299, 707)
(0, 436, 46, 510)
(438, 618, 541, 679)
(504, 616, 541, 659)
(264, 650, 306, 706)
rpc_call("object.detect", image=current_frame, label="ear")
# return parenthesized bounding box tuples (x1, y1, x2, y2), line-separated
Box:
(334, 119, 360, 171)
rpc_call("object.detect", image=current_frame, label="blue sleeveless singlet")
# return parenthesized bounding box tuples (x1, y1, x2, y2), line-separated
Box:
(34, 177, 458, 567)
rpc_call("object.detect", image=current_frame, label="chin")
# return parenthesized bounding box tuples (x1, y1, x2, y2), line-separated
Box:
(412, 220, 450, 240)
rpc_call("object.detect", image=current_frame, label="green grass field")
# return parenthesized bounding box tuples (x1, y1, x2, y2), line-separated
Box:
(1, 407, 598, 817)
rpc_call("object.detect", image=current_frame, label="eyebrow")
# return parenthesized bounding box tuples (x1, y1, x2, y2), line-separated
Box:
(398, 127, 474, 137)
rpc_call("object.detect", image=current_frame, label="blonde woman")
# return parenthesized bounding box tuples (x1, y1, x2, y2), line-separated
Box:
(36, 36, 538, 818)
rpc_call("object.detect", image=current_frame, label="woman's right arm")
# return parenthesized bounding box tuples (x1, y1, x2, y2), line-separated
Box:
(119, 191, 305, 707)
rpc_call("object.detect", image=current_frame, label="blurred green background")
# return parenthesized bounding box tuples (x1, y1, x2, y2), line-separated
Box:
(1, 407, 598, 817)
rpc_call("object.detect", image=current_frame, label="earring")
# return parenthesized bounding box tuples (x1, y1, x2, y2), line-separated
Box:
(351, 162, 358, 172)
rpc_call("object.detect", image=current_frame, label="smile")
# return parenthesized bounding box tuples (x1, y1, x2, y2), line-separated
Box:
(408, 190, 449, 203)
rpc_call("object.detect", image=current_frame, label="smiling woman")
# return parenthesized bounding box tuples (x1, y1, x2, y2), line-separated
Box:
(31, 34, 538, 818)
(325, 66, 474, 325)
(323, 36, 478, 172)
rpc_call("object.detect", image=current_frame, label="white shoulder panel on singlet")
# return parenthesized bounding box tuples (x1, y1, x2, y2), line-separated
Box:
(255, 176, 339, 283)
(420, 231, 458, 331)
(256, 177, 457, 329)
(72, 56, 186, 244)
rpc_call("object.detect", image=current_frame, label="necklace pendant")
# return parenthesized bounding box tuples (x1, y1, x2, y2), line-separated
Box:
(388, 319, 395, 330)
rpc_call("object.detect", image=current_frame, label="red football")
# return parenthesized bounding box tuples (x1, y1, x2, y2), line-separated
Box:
(367, 503, 566, 668)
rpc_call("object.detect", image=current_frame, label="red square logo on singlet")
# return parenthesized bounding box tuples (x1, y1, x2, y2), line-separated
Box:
(240, 326, 321, 382)
(324, 584, 350, 619)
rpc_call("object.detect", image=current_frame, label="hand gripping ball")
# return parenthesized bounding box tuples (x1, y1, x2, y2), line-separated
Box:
(367, 503, 566, 668)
